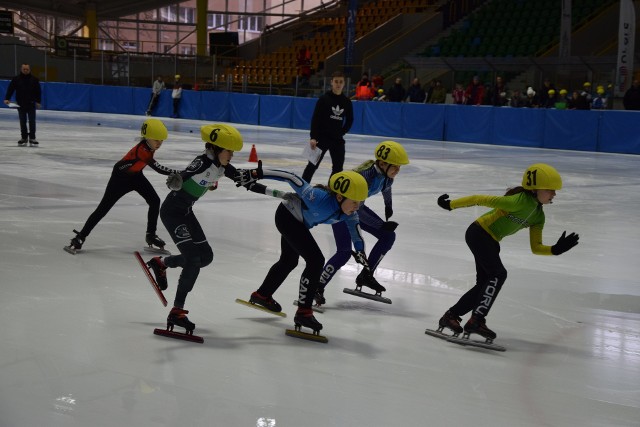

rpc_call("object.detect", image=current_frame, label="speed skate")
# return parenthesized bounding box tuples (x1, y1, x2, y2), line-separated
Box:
(343, 287, 392, 304)
(285, 327, 328, 343)
(447, 333, 506, 352)
(153, 327, 203, 344)
(134, 251, 167, 306)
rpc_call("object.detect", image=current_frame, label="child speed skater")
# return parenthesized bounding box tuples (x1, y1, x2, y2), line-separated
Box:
(144, 123, 263, 334)
(64, 118, 178, 254)
(316, 140, 410, 305)
(436, 163, 579, 341)
(245, 169, 369, 334)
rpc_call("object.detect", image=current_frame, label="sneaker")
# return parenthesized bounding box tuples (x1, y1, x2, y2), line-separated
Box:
(355, 269, 386, 293)
(249, 291, 282, 312)
(147, 257, 168, 290)
(439, 310, 463, 334)
(167, 307, 195, 332)
(464, 315, 497, 340)
(294, 308, 323, 331)
(29, 139, 39, 146)
(18, 139, 27, 146)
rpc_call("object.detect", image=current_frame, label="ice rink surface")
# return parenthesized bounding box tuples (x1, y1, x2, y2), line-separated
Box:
(0, 109, 638, 427)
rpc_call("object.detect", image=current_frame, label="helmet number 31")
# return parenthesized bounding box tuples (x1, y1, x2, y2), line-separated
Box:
(525, 170, 537, 187)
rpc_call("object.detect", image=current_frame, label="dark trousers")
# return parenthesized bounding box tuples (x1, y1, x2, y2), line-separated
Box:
(80, 172, 160, 238)
(18, 106, 36, 139)
(147, 93, 159, 114)
(450, 222, 507, 319)
(320, 205, 395, 288)
(257, 204, 324, 308)
(160, 192, 213, 308)
(302, 139, 345, 182)
(172, 98, 180, 117)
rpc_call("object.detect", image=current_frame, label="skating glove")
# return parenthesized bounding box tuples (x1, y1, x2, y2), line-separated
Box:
(385, 206, 393, 221)
(551, 231, 579, 255)
(166, 173, 183, 191)
(351, 250, 371, 270)
(437, 194, 452, 211)
(234, 160, 263, 187)
(381, 221, 398, 232)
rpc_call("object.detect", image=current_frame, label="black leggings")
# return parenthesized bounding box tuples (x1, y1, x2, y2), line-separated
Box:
(80, 172, 160, 238)
(160, 192, 214, 309)
(302, 139, 345, 182)
(450, 222, 507, 319)
(257, 203, 324, 308)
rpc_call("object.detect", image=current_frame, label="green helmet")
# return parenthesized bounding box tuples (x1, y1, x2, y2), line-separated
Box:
(522, 163, 563, 190)
(375, 141, 409, 165)
(141, 118, 168, 141)
(329, 171, 368, 202)
(200, 124, 243, 151)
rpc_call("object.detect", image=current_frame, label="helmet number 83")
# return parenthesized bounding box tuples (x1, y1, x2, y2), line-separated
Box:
(525, 170, 537, 187)
(332, 176, 351, 195)
(376, 145, 391, 161)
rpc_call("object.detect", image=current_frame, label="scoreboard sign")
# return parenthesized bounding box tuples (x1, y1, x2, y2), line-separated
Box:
(0, 11, 14, 35)
(55, 36, 91, 58)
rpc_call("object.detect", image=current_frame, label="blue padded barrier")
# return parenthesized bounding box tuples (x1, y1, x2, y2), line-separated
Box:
(292, 97, 316, 130)
(350, 101, 365, 135)
(402, 103, 445, 140)
(45, 82, 91, 111)
(543, 109, 598, 151)
(362, 101, 403, 137)
(260, 95, 293, 128)
(445, 105, 493, 144)
(597, 110, 640, 154)
(229, 93, 260, 124)
(0, 80, 9, 108)
(493, 107, 545, 148)
(91, 85, 134, 115)
(200, 91, 231, 121)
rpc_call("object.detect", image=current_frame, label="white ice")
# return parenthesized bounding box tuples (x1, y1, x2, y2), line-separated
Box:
(0, 109, 639, 427)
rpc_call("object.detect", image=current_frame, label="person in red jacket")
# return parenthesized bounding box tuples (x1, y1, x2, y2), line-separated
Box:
(64, 119, 178, 254)
(465, 75, 485, 105)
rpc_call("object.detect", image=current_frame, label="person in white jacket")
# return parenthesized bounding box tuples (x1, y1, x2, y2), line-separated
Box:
(171, 74, 182, 118)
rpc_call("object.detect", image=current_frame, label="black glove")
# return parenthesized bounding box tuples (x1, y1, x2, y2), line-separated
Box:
(385, 206, 393, 221)
(551, 231, 579, 255)
(166, 173, 183, 191)
(234, 160, 263, 187)
(381, 221, 398, 232)
(437, 194, 452, 211)
(351, 250, 370, 270)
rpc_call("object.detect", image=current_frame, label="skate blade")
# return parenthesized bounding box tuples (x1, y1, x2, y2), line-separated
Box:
(153, 328, 203, 343)
(134, 251, 168, 307)
(285, 328, 328, 343)
(235, 298, 286, 317)
(447, 335, 506, 352)
(63, 246, 77, 255)
(343, 288, 392, 304)
(293, 300, 325, 313)
(425, 328, 460, 340)
(144, 246, 171, 255)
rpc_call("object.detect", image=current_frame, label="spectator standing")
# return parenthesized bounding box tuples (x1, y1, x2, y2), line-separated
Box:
(302, 71, 354, 183)
(544, 89, 558, 108)
(554, 89, 569, 109)
(171, 74, 183, 118)
(429, 80, 447, 104)
(488, 76, 507, 106)
(538, 78, 556, 108)
(524, 87, 540, 108)
(406, 77, 426, 103)
(452, 83, 467, 105)
(591, 86, 607, 110)
(623, 79, 640, 110)
(509, 89, 526, 108)
(146, 76, 165, 116)
(4, 63, 42, 146)
(355, 72, 374, 101)
(387, 77, 406, 102)
(465, 75, 485, 105)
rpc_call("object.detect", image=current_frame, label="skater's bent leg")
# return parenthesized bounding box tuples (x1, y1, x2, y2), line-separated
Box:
(173, 242, 213, 308)
(360, 209, 395, 271)
(320, 222, 352, 288)
(257, 236, 298, 297)
(80, 176, 132, 237)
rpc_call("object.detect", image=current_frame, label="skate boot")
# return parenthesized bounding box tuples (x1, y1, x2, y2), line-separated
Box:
(18, 138, 27, 146)
(146, 233, 166, 249)
(147, 257, 168, 290)
(355, 269, 386, 293)
(464, 314, 497, 341)
(64, 229, 86, 254)
(314, 288, 326, 306)
(294, 307, 323, 332)
(167, 307, 195, 333)
(249, 291, 282, 312)
(29, 139, 39, 146)
(438, 310, 463, 335)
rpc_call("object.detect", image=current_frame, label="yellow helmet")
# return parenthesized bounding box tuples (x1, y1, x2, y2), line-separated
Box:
(374, 141, 409, 165)
(559, 89, 568, 95)
(596, 87, 605, 95)
(548, 89, 555, 95)
(377, 88, 384, 94)
(329, 171, 368, 202)
(522, 163, 562, 191)
(583, 82, 591, 87)
(200, 124, 243, 151)
(141, 118, 168, 141)
(175, 74, 181, 79)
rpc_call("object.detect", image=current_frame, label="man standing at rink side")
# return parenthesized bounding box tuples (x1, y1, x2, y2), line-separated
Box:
(301, 70, 354, 183)
(4, 63, 42, 146)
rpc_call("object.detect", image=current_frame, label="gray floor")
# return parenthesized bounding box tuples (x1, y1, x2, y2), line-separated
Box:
(0, 109, 638, 427)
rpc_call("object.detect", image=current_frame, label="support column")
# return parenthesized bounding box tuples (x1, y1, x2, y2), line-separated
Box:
(196, 0, 208, 56)
(83, 3, 98, 50)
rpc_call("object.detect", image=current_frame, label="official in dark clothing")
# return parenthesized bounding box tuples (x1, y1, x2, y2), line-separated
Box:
(4, 63, 42, 146)
(387, 77, 406, 102)
(623, 80, 640, 110)
(302, 71, 354, 182)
